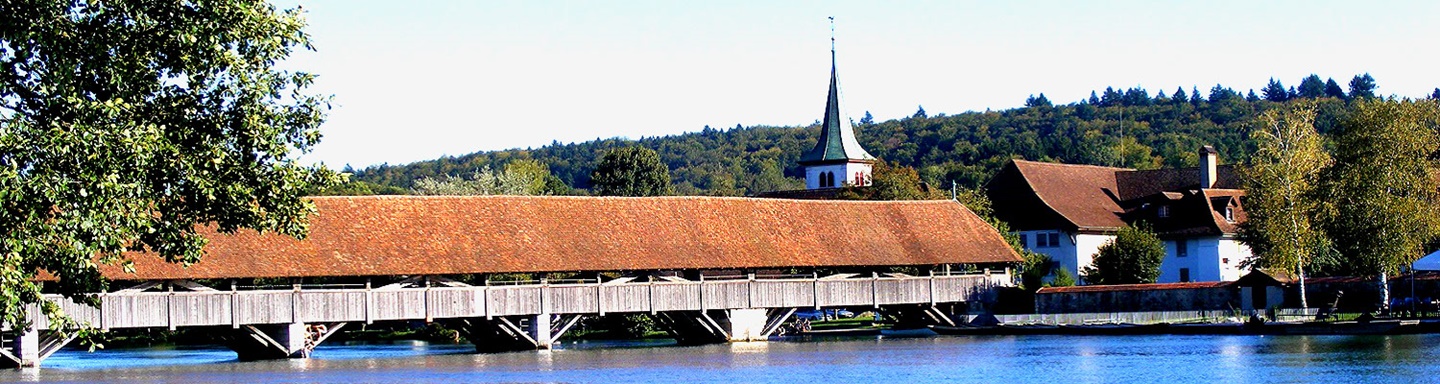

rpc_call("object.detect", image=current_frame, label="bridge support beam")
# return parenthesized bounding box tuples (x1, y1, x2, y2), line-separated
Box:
(0, 328, 75, 368)
(224, 322, 346, 361)
(886, 304, 964, 329)
(451, 314, 584, 353)
(653, 308, 794, 345)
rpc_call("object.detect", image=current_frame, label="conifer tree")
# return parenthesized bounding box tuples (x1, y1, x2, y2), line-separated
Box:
(1348, 73, 1378, 99)
(1325, 79, 1347, 99)
(1297, 74, 1327, 98)
(1264, 78, 1290, 102)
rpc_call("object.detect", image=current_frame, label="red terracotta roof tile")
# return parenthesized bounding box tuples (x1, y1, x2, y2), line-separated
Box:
(105, 196, 1022, 280)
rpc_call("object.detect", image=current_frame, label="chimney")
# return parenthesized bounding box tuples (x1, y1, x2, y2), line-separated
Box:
(1199, 145, 1218, 189)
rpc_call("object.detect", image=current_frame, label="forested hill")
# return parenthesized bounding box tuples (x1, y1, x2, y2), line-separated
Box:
(350, 76, 1436, 196)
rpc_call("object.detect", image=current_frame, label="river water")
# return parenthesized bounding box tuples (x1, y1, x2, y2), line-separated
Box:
(5, 333, 1440, 383)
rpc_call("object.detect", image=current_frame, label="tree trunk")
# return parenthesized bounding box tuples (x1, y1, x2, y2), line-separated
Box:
(1378, 272, 1390, 313)
(1297, 263, 1308, 309)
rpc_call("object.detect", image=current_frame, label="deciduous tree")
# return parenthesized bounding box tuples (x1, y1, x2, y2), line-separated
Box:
(1082, 224, 1166, 285)
(590, 147, 673, 197)
(837, 161, 939, 201)
(411, 160, 567, 196)
(1238, 101, 1331, 308)
(0, 1, 339, 330)
(1318, 99, 1440, 308)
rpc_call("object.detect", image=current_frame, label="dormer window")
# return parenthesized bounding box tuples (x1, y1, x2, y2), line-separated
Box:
(1157, 206, 1170, 218)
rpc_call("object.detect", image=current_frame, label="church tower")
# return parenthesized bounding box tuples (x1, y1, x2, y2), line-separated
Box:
(798, 23, 875, 190)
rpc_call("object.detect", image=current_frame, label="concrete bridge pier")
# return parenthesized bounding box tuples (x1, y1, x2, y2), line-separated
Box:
(224, 322, 346, 361)
(0, 327, 76, 368)
(654, 308, 795, 345)
(451, 314, 584, 353)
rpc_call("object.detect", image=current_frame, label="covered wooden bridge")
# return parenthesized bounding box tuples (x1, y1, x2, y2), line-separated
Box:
(2, 196, 1021, 367)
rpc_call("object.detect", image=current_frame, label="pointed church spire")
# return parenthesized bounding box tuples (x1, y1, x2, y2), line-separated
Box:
(799, 17, 875, 166)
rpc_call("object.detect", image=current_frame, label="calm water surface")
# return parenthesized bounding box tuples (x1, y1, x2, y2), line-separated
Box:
(4, 334, 1439, 383)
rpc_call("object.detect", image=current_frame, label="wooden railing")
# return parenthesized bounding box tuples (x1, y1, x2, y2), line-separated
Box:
(27, 272, 1011, 331)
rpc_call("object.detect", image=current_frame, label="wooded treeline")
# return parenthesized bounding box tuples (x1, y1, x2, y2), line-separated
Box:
(344, 75, 1431, 196)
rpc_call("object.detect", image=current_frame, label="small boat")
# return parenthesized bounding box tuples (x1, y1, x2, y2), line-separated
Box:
(928, 324, 1062, 336)
(880, 327, 938, 338)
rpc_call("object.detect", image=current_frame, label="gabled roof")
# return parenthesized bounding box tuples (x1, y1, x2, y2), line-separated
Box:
(987, 158, 1245, 235)
(1115, 166, 1240, 201)
(798, 51, 874, 165)
(1125, 188, 1245, 236)
(986, 160, 1127, 231)
(106, 196, 1021, 280)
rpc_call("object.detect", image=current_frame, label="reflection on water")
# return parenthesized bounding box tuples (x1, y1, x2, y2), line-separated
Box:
(7, 334, 1440, 383)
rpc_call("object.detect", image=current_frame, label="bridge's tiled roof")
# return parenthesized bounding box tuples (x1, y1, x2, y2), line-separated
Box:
(108, 196, 1021, 280)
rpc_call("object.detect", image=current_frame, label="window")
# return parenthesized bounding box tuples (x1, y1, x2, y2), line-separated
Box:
(1224, 207, 1235, 222)
(1048, 233, 1061, 247)
(819, 171, 836, 188)
(855, 172, 863, 185)
(1019, 234, 1028, 248)
(1176, 239, 1188, 257)
(1036, 233, 1049, 247)
(1179, 268, 1191, 282)
(1158, 205, 1170, 218)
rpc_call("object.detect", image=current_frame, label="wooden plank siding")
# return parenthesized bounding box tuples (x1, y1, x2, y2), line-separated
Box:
(28, 273, 1009, 330)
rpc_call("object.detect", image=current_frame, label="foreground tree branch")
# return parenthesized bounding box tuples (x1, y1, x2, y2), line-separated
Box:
(0, 0, 340, 331)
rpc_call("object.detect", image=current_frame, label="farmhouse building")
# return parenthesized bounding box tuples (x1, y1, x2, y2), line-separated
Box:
(986, 146, 1252, 283)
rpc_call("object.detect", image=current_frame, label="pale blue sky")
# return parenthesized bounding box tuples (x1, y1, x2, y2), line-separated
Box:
(278, 1, 1440, 168)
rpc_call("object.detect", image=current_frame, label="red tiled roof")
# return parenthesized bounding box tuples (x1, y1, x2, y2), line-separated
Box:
(105, 196, 1021, 280)
(1036, 281, 1232, 294)
(992, 160, 1128, 231)
(1115, 166, 1240, 201)
(753, 188, 844, 200)
(988, 159, 1245, 235)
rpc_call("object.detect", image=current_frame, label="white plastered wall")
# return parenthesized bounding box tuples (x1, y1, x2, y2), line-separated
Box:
(804, 162, 873, 190)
